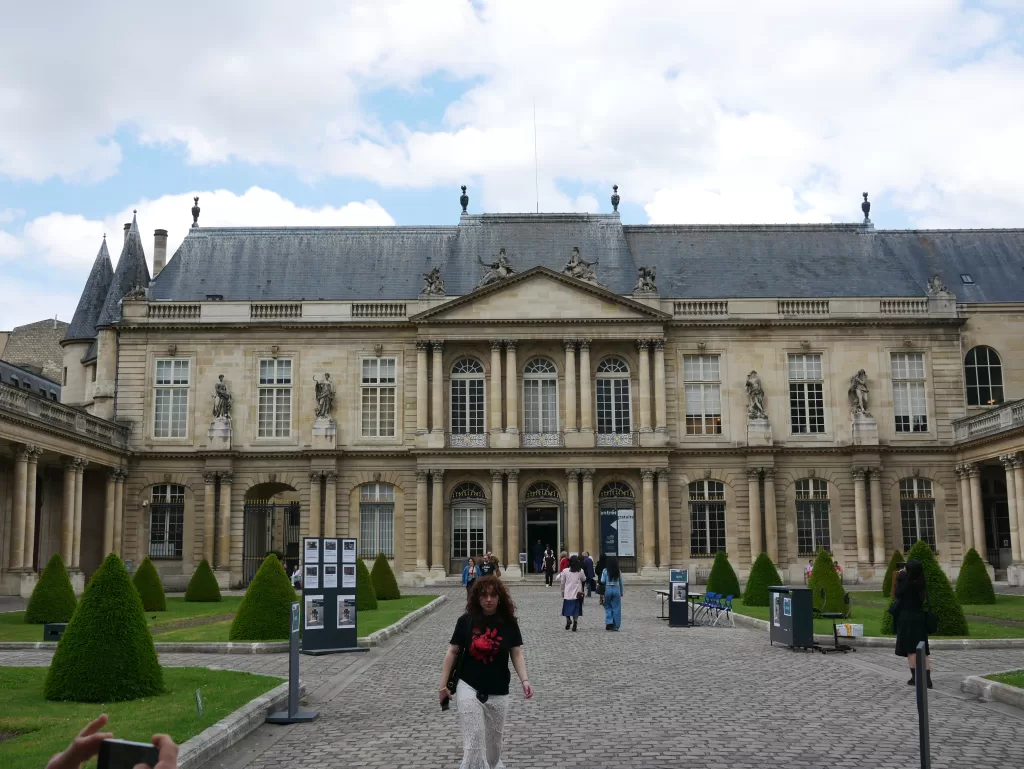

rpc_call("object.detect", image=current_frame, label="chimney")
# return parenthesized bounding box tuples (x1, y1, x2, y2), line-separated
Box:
(153, 229, 168, 276)
(123, 222, 131, 243)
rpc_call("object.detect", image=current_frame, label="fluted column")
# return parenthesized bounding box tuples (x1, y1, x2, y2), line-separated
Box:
(23, 447, 40, 569)
(63, 460, 78, 563)
(957, 465, 975, 552)
(1002, 456, 1021, 562)
(324, 472, 337, 538)
(969, 465, 986, 560)
(641, 469, 656, 568)
(416, 341, 429, 434)
(564, 341, 577, 432)
(657, 469, 670, 567)
(308, 471, 323, 539)
(637, 340, 652, 433)
(431, 469, 445, 572)
(504, 341, 518, 433)
(415, 471, 429, 569)
(853, 468, 869, 566)
(102, 468, 116, 558)
(431, 341, 444, 435)
(582, 469, 596, 557)
(490, 341, 503, 435)
(217, 472, 233, 570)
(566, 469, 580, 553)
(869, 468, 884, 564)
(9, 446, 29, 569)
(653, 340, 667, 433)
(579, 340, 593, 433)
(763, 469, 778, 563)
(73, 461, 89, 567)
(202, 472, 217, 563)
(491, 470, 505, 565)
(506, 470, 519, 560)
(1014, 458, 1024, 563)
(747, 468, 762, 561)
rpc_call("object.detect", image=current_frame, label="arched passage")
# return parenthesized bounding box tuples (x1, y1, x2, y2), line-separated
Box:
(243, 482, 300, 584)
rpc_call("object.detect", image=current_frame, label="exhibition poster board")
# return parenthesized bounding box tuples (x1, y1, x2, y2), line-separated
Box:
(301, 537, 364, 655)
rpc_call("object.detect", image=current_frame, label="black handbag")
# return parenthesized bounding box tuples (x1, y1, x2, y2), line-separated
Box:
(595, 581, 606, 596)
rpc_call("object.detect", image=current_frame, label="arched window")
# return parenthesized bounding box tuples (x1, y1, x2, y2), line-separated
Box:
(359, 483, 395, 558)
(795, 478, 830, 556)
(965, 346, 1004, 406)
(599, 481, 636, 570)
(451, 483, 486, 561)
(450, 358, 485, 445)
(150, 484, 185, 559)
(597, 358, 632, 444)
(689, 480, 725, 556)
(525, 481, 560, 500)
(900, 478, 936, 552)
(523, 358, 558, 442)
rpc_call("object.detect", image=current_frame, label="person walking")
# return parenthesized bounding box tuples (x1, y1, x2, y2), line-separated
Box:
(558, 551, 569, 573)
(439, 577, 533, 769)
(601, 556, 625, 630)
(534, 540, 544, 574)
(477, 555, 496, 578)
(892, 559, 933, 688)
(582, 551, 596, 597)
(463, 557, 477, 592)
(594, 554, 606, 606)
(558, 555, 586, 631)
(543, 549, 556, 586)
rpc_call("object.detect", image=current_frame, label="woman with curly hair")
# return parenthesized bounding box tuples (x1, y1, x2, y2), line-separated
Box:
(439, 576, 533, 768)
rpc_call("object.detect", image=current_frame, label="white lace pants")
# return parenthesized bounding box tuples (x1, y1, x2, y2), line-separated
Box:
(456, 680, 509, 769)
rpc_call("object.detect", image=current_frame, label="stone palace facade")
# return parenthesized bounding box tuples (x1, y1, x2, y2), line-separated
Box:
(3, 190, 1024, 595)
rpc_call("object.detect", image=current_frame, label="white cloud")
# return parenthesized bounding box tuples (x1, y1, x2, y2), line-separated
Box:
(645, 182, 834, 225)
(0, 277, 81, 331)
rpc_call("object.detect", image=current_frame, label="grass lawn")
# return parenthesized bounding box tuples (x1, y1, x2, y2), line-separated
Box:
(986, 670, 1024, 689)
(0, 666, 281, 769)
(155, 595, 438, 642)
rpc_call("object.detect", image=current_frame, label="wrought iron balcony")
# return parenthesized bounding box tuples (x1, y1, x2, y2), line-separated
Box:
(523, 432, 563, 448)
(0, 381, 131, 450)
(596, 431, 637, 447)
(953, 399, 1024, 443)
(447, 433, 488, 448)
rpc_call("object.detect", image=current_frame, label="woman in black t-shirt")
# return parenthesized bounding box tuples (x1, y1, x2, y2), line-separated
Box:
(439, 576, 533, 768)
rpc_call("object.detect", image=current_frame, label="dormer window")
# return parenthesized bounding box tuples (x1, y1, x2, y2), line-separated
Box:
(960, 274, 974, 284)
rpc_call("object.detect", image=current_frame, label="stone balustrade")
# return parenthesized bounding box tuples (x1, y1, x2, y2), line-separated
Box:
(954, 399, 1024, 443)
(0, 381, 131, 450)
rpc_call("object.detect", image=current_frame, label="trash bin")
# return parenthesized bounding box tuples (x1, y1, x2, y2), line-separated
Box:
(767, 586, 813, 650)
(44, 623, 68, 642)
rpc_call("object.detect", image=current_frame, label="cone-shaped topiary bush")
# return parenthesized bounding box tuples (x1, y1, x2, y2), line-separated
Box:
(881, 540, 967, 636)
(356, 558, 378, 611)
(808, 548, 846, 615)
(881, 549, 904, 597)
(370, 553, 401, 600)
(742, 552, 783, 606)
(132, 557, 166, 612)
(705, 552, 740, 598)
(229, 554, 297, 641)
(956, 548, 996, 605)
(184, 559, 222, 602)
(25, 553, 77, 624)
(45, 553, 163, 702)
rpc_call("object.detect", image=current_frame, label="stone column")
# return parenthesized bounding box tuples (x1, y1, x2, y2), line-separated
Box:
(73, 461, 88, 567)
(415, 471, 429, 570)
(657, 469, 671, 567)
(102, 468, 116, 558)
(111, 467, 123, 558)
(579, 340, 593, 433)
(1002, 456, 1021, 562)
(9, 446, 29, 569)
(431, 341, 444, 436)
(637, 340, 652, 433)
(491, 470, 505, 565)
(1014, 458, 1024, 563)
(506, 473, 519, 568)
(430, 469, 445, 573)
(324, 472, 337, 538)
(504, 341, 518, 433)
(969, 465, 986, 560)
(217, 472, 233, 570)
(202, 472, 217, 564)
(566, 469, 580, 553)
(490, 341, 503, 436)
(763, 469, 779, 563)
(63, 460, 78, 563)
(308, 471, 323, 539)
(853, 468, 870, 567)
(869, 468, 885, 565)
(23, 448, 40, 569)
(654, 340, 667, 433)
(582, 469, 596, 557)
(564, 341, 577, 432)
(506, 470, 519, 561)
(957, 465, 975, 552)
(416, 341, 429, 434)
(747, 468, 762, 561)
(641, 469, 656, 569)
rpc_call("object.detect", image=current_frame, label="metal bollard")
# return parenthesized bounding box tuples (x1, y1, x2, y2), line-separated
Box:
(915, 641, 930, 769)
(266, 603, 319, 724)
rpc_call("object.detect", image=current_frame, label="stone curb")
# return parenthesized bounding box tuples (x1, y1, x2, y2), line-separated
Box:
(357, 594, 447, 647)
(178, 679, 304, 769)
(961, 673, 1024, 710)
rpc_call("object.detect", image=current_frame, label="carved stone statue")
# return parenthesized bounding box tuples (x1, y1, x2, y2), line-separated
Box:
(421, 267, 445, 296)
(477, 248, 515, 288)
(123, 284, 147, 301)
(212, 374, 232, 420)
(926, 274, 949, 295)
(634, 265, 657, 293)
(314, 373, 335, 420)
(561, 247, 601, 285)
(848, 369, 871, 418)
(745, 370, 767, 420)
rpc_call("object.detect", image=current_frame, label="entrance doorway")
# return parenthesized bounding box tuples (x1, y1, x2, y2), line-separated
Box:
(243, 482, 301, 585)
(525, 506, 559, 573)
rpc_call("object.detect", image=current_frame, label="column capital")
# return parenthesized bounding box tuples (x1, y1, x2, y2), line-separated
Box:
(656, 467, 670, 480)
(490, 469, 505, 482)
(636, 338, 650, 351)
(578, 338, 591, 350)
(746, 467, 761, 481)
(580, 468, 595, 481)
(1000, 453, 1019, 468)
(566, 468, 579, 482)
(852, 467, 867, 481)
(202, 471, 218, 485)
(309, 470, 324, 483)
(13, 444, 32, 461)
(967, 463, 981, 478)
(641, 468, 656, 482)
(63, 456, 79, 470)
(653, 338, 666, 351)
(415, 469, 429, 482)
(76, 458, 90, 472)
(503, 339, 518, 351)
(505, 468, 520, 481)
(324, 471, 338, 483)
(762, 467, 776, 481)
(27, 446, 44, 460)
(431, 340, 444, 351)
(866, 466, 882, 478)
(490, 339, 504, 350)
(430, 468, 445, 481)
(219, 470, 234, 483)
(416, 340, 431, 351)
(1014, 456, 1024, 470)
(563, 339, 578, 351)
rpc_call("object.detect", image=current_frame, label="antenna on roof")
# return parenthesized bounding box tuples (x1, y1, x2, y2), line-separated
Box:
(533, 98, 539, 214)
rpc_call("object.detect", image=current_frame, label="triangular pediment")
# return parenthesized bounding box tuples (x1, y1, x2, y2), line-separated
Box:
(410, 267, 669, 323)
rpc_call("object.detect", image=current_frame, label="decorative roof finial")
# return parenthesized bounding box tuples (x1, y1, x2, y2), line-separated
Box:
(459, 185, 469, 215)
(611, 184, 620, 213)
(191, 196, 201, 228)
(861, 192, 871, 224)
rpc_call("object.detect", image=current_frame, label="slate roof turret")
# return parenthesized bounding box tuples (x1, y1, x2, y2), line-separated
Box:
(98, 212, 151, 327)
(64, 237, 114, 342)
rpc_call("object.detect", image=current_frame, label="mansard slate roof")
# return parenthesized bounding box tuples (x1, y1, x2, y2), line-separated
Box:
(98, 214, 151, 328)
(145, 213, 1024, 304)
(65, 238, 113, 341)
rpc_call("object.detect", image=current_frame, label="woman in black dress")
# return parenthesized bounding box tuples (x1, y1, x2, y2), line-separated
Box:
(893, 559, 932, 688)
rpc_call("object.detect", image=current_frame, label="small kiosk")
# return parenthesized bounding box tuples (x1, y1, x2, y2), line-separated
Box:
(768, 585, 814, 650)
(669, 569, 689, 627)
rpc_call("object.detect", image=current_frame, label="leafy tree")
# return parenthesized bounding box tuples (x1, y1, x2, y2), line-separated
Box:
(742, 552, 782, 606)
(229, 554, 297, 641)
(808, 548, 846, 615)
(955, 548, 996, 605)
(356, 558, 378, 611)
(881, 540, 967, 636)
(184, 559, 222, 602)
(370, 553, 401, 600)
(132, 557, 167, 612)
(881, 549, 904, 598)
(705, 552, 740, 597)
(25, 553, 77, 624)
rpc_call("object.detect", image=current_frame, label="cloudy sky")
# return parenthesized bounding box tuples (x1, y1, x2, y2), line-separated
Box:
(2, 0, 1023, 329)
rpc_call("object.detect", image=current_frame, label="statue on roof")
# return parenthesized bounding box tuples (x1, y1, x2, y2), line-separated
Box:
(926, 274, 950, 296)
(421, 267, 446, 296)
(745, 370, 767, 421)
(634, 265, 657, 293)
(314, 373, 335, 420)
(562, 247, 602, 285)
(848, 369, 872, 419)
(123, 284, 147, 301)
(212, 374, 232, 421)
(477, 248, 516, 288)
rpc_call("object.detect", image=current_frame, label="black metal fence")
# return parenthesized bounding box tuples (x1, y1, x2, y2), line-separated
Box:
(242, 501, 300, 585)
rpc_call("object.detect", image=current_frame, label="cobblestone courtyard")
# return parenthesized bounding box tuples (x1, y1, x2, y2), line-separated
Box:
(4, 586, 1024, 768)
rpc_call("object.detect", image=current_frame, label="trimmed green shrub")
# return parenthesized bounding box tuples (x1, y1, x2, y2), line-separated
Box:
(881, 541, 967, 636)
(742, 552, 782, 606)
(956, 548, 996, 605)
(881, 549, 904, 597)
(25, 553, 77, 624)
(705, 552, 740, 598)
(184, 559, 222, 602)
(808, 548, 846, 615)
(229, 554, 297, 641)
(370, 553, 401, 600)
(356, 558, 378, 611)
(132, 557, 166, 612)
(45, 553, 163, 702)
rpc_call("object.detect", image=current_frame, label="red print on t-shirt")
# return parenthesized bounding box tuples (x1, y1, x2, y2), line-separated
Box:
(469, 627, 502, 664)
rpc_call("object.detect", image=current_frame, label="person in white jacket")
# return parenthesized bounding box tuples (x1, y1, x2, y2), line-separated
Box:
(557, 555, 586, 632)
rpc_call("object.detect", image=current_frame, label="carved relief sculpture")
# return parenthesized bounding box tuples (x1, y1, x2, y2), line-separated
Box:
(212, 375, 232, 420)
(634, 265, 657, 293)
(420, 267, 446, 296)
(314, 373, 335, 420)
(926, 274, 950, 296)
(745, 370, 767, 420)
(561, 247, 602, 285)
(477, 248, 516, 288)
(848, 369, 872, 418)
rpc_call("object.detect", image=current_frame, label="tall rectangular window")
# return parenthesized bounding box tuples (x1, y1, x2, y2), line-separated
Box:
(258, 358, 292, 438)
(154, 359, 190, 438)
(689, 480, 726, 556)
(789, 353, 825, 434)
(150, 484, 185, 558)
(795, 478, 830, 556)
(892, 353, 928, 433)
(359, 483, 395, 558)
(361, 358, 397, 437)
(683, 355, 722, 435)
(900, 478, 936, 552)
(452, 506, 486, 559)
